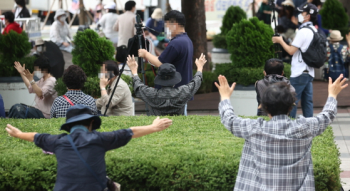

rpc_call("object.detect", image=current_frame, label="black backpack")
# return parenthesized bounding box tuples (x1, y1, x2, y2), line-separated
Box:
(299, 26, 327, 68)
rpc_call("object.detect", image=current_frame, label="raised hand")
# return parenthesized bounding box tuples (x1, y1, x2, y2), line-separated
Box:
(195, 53, 207, 72)
(328, 74, 348, 99)
(14, 61, 26, 74)
(5, 124, 22, 138)
(23, 69, 34, 81)
(152, 117, 173, 132)
(215, 75, 236, 101)
(127, 55, 138, 75)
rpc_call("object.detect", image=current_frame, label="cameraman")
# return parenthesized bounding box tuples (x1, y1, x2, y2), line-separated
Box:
(272, 3, 319, 118)
(138, 10, 193, 89)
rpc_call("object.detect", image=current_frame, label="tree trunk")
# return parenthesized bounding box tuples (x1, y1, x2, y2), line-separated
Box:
(79, 0, 86, 25)
(181, 0, 209, 71)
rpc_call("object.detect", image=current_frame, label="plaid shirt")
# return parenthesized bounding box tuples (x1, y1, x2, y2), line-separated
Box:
(50, 90, 98, 118)
(219, 97, 337, 191)
(133, 72, 203, 116)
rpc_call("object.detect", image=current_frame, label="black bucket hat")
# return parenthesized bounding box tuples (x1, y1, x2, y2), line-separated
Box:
(154, 63, 182, 87)
(60, 104, 101, 132)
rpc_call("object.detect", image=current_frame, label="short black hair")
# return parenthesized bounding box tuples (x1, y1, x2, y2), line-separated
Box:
(34, 56, 51, 73)
(164, 10, 186, 27)
(66, 118, 93, 131)
(264, 58, 284, 75)
(63, 65, 87, 89)
(3, 12, 15, 23)
(309, 14, 318, 26)
(261, 82, 296, 116)
(311, 0, 321, 7)
(104, 60, 120, 76)
(15, 0, 26, 7)
(125, 1, 136, 11)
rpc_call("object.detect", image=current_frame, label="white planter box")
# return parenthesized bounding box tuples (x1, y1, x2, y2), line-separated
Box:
(229, 89, 258, 116)
(211, 48, 231, 71)
(0, 82, 36, 112)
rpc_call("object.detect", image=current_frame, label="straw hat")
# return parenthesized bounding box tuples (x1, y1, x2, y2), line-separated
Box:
(282, 0, 295, 8)
(327, 30, 343, 42)
(35, 38, 45, 46)
(151, 8, 163, 20)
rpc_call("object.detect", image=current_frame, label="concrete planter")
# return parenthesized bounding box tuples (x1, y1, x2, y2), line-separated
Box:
(0, 77, 35, 111)
(211, 48, 231, 71)
(229, 84, 258, 116)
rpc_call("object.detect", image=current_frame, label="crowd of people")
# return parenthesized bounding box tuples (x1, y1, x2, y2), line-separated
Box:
(2, 0, 350, 190)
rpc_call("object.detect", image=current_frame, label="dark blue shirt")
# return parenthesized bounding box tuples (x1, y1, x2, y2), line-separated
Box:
(0, 94, 5, 118)
(158, 33, 193, 88)
(145, 18, 164, 36)
(34, 126, 133, 191)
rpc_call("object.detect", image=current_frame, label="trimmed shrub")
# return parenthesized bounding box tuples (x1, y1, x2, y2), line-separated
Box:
(72, 29, 115, 77)
(0, 117, 341, 190)
(54, 75, 133, 98)
(221, 6, 247, 36)
(320, 0, 349, 36)
(0, 31, 36, 77)
(213, 6, 246, 49)
(212, 34, 227, 49)
(215, 63, 292, 85)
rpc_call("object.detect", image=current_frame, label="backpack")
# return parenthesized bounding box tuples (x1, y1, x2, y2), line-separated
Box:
(299, 26, 327, 68)
(328, 44, 346, 81)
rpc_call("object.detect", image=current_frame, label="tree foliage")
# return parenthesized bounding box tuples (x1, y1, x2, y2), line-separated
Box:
(72, 29, 115, 77)
(0, 31, 35, 77)
(320, 0, 349, 36)
(221, 6, 247, 35)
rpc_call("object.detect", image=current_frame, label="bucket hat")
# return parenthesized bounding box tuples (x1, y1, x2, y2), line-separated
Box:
(35, 38, 45, 46)
(104, 2, 116, 10)
(327, 30, 343, 42)
(151, 8, 163, 20)
(282, 0, 295, 8)
(54, 9, 67, 20)
(60, 104, 101, 132)
(154, 63, 182, 87)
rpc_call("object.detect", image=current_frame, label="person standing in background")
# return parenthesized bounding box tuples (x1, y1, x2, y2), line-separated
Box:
(97, 2, 119, 47)
(113, 1, 136, 47)
(14, 0, 31, 19)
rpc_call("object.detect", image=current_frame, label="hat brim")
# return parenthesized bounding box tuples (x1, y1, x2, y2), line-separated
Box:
(60, 114, 101, 132)
(327, 36, 344, 41)
(154, 72, 182, 87)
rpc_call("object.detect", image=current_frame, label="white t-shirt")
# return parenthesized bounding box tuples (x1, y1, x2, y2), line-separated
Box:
(98, 13, 119, 44)
(291, 22, 316, 78)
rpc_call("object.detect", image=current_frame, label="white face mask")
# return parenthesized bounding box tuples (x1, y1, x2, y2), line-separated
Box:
(98, 73, 105, 79)
(298, 14, 305, 23)
(165, 27, 172, 39)
(37, 46, 43, 52)
(2, 20, 5, 26)
(59, 16, 66, 22)
(34, 71, 43, 79)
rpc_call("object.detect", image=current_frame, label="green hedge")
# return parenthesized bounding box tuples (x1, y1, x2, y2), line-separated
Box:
(214, 63, 291, 86)
(0, 116, 341, 190)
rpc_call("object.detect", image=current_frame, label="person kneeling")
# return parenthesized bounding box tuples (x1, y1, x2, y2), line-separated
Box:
(256, 58, 295, 116)
(215, 74, 347, 191)
(5, 105, 172, 191)
(127, 54, 207, 116)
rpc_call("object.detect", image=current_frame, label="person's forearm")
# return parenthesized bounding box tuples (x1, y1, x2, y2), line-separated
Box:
(130, 125, 156, 138)
(197, 67, 203, 73)
(31, 83, 43, 98)
(16, 132, 37, 142)
(280, 40, 295, 55)
(145, 52, 162, 67)
(21, 74, 30, 88)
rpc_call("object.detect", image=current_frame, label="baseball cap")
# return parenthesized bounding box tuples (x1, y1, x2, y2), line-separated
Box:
(297, 3, 319, 15)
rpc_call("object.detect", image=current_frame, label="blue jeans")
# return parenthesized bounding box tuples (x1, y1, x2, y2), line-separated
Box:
(289, 73, 314, 118)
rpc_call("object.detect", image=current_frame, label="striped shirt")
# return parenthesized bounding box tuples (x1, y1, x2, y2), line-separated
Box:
(133, 72, 203, 116)
(219, 97, 337, 191)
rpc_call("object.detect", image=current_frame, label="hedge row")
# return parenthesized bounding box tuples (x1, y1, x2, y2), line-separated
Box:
(0, 116, 341, 190)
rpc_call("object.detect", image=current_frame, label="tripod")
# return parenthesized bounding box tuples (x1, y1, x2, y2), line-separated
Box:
(104, 14, 150, 116)
(269, 0, 282, 59)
